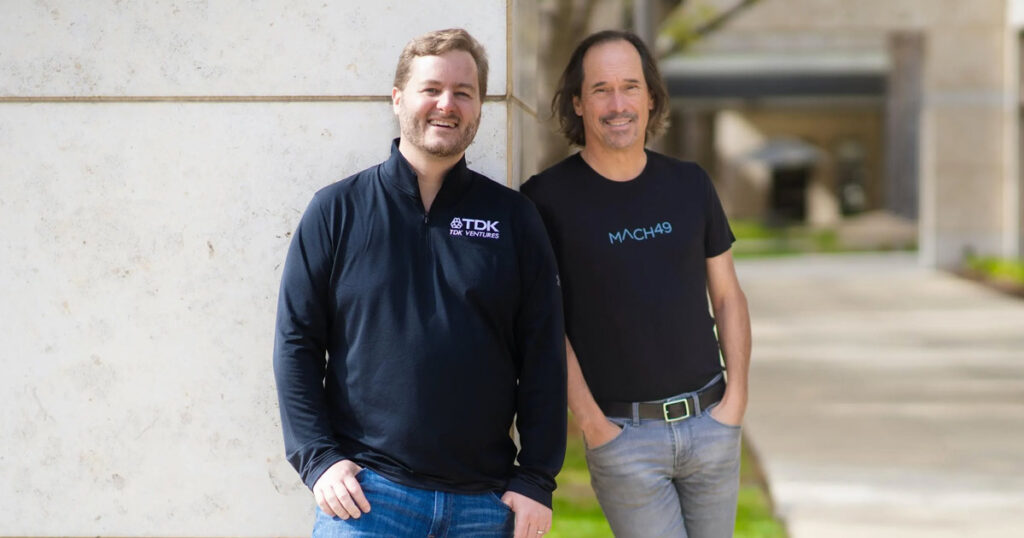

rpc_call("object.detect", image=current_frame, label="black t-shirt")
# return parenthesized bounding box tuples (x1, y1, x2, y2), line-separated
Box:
(522, 151, 734, 402)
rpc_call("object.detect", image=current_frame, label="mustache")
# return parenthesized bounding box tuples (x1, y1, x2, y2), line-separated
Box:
(600, 112, 637, 123)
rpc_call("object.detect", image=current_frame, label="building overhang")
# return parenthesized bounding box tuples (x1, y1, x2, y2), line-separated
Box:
(661, 51, 889, 101)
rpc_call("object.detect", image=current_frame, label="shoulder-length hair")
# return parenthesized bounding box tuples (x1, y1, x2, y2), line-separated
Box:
(552, 30, 669, 146)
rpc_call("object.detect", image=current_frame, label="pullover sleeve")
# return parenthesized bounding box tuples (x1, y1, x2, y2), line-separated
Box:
(273, 194, 346, 489)
(506, 201, 568, 507)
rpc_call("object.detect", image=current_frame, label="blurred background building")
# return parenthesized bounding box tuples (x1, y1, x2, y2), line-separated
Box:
(650, 0, 1024, 268)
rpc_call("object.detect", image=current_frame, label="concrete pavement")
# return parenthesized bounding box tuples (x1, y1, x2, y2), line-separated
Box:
(737, 252, 1024, 538)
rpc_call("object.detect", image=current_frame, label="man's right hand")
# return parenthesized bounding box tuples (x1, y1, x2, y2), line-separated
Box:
(581, 417, 623, 450)
(313, 459, 371, 519)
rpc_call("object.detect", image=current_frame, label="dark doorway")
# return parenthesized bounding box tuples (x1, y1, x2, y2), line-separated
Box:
(770, 166, 810, 223)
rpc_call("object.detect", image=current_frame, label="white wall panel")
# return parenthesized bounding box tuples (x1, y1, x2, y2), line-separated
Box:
(0, 100, 507, 535)
(0, 0, 507, 96)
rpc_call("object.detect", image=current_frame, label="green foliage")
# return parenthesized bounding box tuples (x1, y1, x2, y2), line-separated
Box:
(550, 415, 788, 537)
(811, 229, 839, 252)
(658, 0, 761, 55)
(965, 256, 1024, 285)
(549, 425, 613, 538)
(730, 219, 914, 258)
(735, 486, 788, 538)
(730, 220, 783, 241)
(660, 2, 715, 51)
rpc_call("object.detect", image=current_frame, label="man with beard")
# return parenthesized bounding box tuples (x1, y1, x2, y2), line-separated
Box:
(274, 29, 566, 538)
(521, 31, 750, 537)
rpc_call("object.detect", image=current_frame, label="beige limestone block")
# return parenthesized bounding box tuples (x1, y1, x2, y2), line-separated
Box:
(511, 0, 539, 107)
(0, 0, 507, 97)
(704, 0, 1005, 30)
(928, 105, 1008, 167)
(932, 163, 1006, 231)
(926, 28, 1010, 91)
(0, 100, 507, 535)
(509, 99, 547, 189)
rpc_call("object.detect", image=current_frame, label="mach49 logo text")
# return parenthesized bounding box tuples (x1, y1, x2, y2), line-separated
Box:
(608, 221, 673, 244)
(450, 217, 500, 240)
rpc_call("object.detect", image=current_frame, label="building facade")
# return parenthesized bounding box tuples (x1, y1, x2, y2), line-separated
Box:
(662, 0, 1024, 267)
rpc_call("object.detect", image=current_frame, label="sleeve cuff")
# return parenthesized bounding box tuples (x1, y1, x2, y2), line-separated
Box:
(506, 474, 553, 508)
(302, 449, 347, 490)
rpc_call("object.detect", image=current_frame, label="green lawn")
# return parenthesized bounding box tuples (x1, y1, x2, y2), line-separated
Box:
(965, 256, 1024, 286)
(730, 219, 839, 258)
(730, 219, 914, 258)
(550, 416, 787, 538)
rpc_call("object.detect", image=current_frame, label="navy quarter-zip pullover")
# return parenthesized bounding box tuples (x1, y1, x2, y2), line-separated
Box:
(274, 140, 567, 507)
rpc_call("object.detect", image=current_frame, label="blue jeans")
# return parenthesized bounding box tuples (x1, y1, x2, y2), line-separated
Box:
(585, 402, 742, 538)
(312, 468, 514, 537)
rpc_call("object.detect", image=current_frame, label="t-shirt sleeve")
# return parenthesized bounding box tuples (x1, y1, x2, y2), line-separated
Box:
(701, 167, 736, 257)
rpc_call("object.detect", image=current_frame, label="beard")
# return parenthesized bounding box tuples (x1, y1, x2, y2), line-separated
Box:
(398, 108, 480, 158)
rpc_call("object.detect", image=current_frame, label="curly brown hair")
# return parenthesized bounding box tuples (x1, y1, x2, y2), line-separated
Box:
(552, 30, 669, 146)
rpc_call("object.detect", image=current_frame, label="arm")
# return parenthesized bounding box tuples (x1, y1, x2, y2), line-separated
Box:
(273, 196, 369, 519)
(705, 249, 751, 425)
(520, 180, 620, 449)
(566, 337, 624, 449)
(502, 336, 622, 537)
(502, 203, 568, 538)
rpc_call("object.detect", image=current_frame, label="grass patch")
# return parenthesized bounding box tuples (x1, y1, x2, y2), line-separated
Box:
(550, 415, 787, 538)
(965, 256, 1024, 286)
(731, 219, 913, 258)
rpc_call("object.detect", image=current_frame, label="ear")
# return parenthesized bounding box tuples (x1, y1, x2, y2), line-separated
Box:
(572, 95, 583, 117)
(649, 92, 655, 111)
(392, 87, 402, 114)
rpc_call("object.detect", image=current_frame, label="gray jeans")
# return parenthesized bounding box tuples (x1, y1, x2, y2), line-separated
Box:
(585, 402, 741, 538)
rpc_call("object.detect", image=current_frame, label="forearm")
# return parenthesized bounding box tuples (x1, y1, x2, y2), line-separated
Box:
(273, 336, 346, 488)
(566, 336, 607, 429)
(713, 291, 751, 409)
(509, 337, 567, 507)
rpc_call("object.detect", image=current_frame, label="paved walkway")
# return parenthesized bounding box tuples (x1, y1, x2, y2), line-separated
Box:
(736, 252, 1024, 538)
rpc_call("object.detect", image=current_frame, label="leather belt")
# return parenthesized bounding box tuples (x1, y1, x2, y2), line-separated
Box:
(598, 377, 726, 422)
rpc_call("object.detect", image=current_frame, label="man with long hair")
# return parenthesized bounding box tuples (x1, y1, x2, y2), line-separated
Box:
(522, 30, 751, 538)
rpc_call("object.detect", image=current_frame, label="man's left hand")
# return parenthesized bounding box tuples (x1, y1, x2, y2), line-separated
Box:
(500, 490, 552, 538)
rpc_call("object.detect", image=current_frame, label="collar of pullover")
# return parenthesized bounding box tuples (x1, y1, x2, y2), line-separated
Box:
(382, 138, 473, 212)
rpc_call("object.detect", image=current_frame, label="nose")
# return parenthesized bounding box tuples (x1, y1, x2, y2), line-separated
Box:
(609, 90, 627, 112)
(436, 90, 456, 113)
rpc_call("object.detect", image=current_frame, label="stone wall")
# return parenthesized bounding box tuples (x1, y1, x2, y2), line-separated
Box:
(0, 1, 522, 535)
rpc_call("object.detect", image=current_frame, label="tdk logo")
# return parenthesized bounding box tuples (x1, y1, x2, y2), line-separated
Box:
(609, 221, 673, 244)
(450, 217, 500, 239)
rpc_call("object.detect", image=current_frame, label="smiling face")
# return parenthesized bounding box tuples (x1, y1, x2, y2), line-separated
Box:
(572, 39, 653, 154)
(392, 49, 482, 160)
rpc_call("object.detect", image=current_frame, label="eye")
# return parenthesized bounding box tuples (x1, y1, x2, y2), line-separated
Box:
(422, 88, 440, 95)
